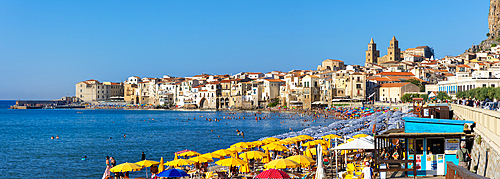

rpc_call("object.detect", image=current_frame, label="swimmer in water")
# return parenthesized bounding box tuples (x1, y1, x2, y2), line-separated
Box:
(56, 135, 59, 139)
(82, 156, 87, 161)
(51, 136, 54, 139)
(123, 134, 126, 138)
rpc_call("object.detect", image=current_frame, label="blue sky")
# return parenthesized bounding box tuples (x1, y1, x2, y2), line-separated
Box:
(0, 0, 490, 99)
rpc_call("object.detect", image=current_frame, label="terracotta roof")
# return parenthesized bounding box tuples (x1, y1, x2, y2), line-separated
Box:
(380, 82, 411, 88)
(326, 59, 344, 62)
(265, 79, 285, 82)
(457, 65, 471, 68)
(377, 72, 414, 76)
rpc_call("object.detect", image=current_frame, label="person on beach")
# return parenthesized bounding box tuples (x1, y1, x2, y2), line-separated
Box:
(110, 157, 118, 179)
(102, 156, 111, 179)
(142, 151, 146, 160)
(361, 161, 374, 179)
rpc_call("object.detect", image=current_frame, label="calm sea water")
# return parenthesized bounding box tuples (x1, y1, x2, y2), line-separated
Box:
(0, 100, 335, 178)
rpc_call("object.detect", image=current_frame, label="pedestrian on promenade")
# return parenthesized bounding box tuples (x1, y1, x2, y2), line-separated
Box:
(456, 142, 470, 168)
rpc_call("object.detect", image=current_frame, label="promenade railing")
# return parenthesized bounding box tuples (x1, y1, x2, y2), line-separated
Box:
(445, 161, 488, 179)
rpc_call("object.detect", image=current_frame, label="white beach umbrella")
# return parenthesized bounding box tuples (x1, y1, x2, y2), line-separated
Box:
(315, 144, 326, 179)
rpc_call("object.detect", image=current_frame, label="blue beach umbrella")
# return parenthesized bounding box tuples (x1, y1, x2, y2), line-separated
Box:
(157, 168, 189, 178)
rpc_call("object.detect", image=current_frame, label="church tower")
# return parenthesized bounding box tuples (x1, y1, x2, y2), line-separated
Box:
(387, 36, 401, 62)
(365, 38, 380, 64)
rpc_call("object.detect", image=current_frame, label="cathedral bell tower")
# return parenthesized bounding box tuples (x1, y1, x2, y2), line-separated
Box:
(366, 38, 380, 64)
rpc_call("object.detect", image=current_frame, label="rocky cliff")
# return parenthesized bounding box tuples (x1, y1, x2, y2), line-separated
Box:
(466, 0, 500, 53)
(489, 0, 500, 39)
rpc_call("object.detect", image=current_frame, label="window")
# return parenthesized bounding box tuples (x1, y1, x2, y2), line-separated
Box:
(356, 84, 361, 88)
(409, 138, 424, 154)
(426, 138, 444, 154)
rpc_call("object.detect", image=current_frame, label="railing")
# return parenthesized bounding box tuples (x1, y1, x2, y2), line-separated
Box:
(445, 162, 488, 179)
(449, 104, 500, 148)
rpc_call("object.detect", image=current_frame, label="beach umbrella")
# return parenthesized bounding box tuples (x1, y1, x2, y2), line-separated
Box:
(262, 144, 289, 151)
(228, 147, 247, 153)
(200, 152, 223, 159)
(315, 145, 326, 179)
(254, 169, 291, 179)
(250, 140, 265, 147)
(135, 160, 159, 178)
(307, 148, 328, 156)
(215, 158, 248, 167)
(158, 157, 164, 173)
(264, 159, 300, 169)
(352, 134, 369, 138)
(292, 136, 309, 142)
(262, 137, 280, 143)
(189, 156, 213, 163)
(240, 151, 268, 160)
(135, 160, 159, 167)
(213, 149, 236, 157)
(286, 155, 316, 167)
(177, 151, 200, 157)
(231, 142, 252, 149)
(157, 168, 189, 178)
(166, 159, 195, 167)
(239, 154, 251, 173)
(110, 162, 142, 173)
(262, 149, 271, 163)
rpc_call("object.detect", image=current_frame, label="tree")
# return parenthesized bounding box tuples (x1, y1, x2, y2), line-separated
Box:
(492, 44, 497, 47)
(437, 91, 450, 101)
(487, 32, 491, 37)
(456, 91, 466, 99)
(420, 94, 429, 102)
(406, 78, 425, 92)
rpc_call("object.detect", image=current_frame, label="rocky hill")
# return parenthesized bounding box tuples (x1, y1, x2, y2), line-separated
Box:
(466, 0, 500, 53)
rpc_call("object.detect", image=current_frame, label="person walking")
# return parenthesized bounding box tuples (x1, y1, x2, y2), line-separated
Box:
(102, 156, 111, 179)
(360, 161, 374, 179)
(456, 142, 470, 168)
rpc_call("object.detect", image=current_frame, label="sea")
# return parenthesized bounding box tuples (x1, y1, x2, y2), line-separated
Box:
(0, 100, 336, 178)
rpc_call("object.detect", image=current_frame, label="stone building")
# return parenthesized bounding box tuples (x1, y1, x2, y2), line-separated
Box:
(366, 36, 401, 65)
(366, 38, 380, 64)
(317, 59, 345, 71)
(76, 79, 124, 102)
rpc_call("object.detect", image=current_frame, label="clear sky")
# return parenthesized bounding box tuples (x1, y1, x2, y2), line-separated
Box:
(0, 0, 490, 100)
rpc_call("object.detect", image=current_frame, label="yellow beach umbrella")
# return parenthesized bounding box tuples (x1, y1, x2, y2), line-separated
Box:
(135, 160, 160, 167)
(110, 162, 142, 173)
(264, 159, 300, 169)
(262, 149, 271, 163)
(213, 149, 236, 157)
(215, 158, 248, 167)
(240, 151, 268, 160)
(262, 137, 280, 143)
(200, 153, 223, 159)
(166, 159, 195, 167)
(305, 147, 313, 158)
(231, 142, 252, 149)
(262, 144, 289, 151)
(297, 135, 314, 140)
(158, 157, 164, 173)
(292, 136, 308, 142)
(307, 148, 328, 156)
(275, 140, 294, 145)
(239, 153, 251, 173)
(286, 155, 316, 167)
(178, 151, 200, 157)
(228, 147, 247, 153)
(352, 134, 369, 138)
(189, 156, 214, 163)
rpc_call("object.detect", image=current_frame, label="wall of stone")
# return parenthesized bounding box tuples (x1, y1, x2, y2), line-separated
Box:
(470, 133, 500, 179)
